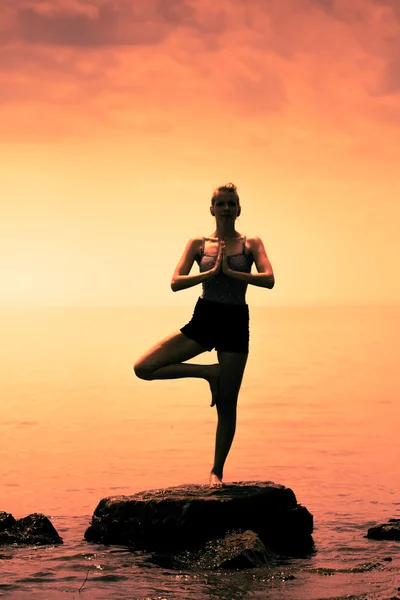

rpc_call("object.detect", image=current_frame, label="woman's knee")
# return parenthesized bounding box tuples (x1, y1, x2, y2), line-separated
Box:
(133, 360, 154, 380)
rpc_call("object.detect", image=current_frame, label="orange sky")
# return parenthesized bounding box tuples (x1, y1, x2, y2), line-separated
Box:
(1, 0, 399, 307)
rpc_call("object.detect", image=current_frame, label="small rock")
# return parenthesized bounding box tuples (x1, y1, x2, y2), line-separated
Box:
(0, 512, 63, 546)
(153, 530, 277, 570)
(367, 519, 400, 541)
(0, 512, 16, 532)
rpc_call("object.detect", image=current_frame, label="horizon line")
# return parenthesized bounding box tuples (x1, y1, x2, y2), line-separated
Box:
(0, 303, 398, 309)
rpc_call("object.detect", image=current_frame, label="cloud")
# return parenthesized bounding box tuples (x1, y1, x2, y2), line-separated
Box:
(371, 0, 400, 17)
(15, 1, 186, 47)
(380, 58, 400, 94)
(2, 0, 400, 144)
(0, 0, 196, 48)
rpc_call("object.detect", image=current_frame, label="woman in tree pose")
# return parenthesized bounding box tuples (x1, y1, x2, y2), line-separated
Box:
(134, 183, 275, 486)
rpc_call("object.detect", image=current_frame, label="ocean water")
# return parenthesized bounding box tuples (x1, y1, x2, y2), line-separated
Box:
(0, 306, 399, 600)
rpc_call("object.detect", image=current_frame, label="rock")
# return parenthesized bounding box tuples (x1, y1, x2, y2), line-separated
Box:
(0, 512, 63, 546)
(84, 481, 314, 567)
(0, 512, 16, 532)
(367, 518, 400, 541)
(152, 530, 277, 570)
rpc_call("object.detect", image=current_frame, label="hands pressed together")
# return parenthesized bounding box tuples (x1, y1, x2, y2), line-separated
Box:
(213, 240, 231, 276)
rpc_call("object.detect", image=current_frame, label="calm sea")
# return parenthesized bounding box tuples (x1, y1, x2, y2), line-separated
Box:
(0, 306, 399, 600)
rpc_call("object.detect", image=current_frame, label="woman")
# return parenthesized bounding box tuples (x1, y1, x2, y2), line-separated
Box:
(134, 183, 275, 487)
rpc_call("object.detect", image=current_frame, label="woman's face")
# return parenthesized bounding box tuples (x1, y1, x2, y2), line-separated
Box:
(211, 193, 240, 220)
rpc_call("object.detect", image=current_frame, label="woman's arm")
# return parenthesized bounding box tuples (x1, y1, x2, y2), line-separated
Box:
(222, 236, 275, 289)
(171, 238, 221, 292)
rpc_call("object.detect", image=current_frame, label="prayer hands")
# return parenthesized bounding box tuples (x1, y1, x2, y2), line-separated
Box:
(213, 240, 223, 273)
(221, 241, 230, 275)
(212, 240, 232, 276)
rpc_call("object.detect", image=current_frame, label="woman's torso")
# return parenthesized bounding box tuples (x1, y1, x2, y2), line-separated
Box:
(196, 236, 253, 305)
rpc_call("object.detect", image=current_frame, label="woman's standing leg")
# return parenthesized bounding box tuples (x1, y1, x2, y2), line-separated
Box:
(210, 351, 248, 486)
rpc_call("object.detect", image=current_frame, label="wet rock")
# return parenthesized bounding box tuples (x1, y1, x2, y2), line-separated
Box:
(84, 481, 314, 567)
(0, 512, 63, 546)
(0, 512, 16, 532)
(152, 530, 276, 570)
(367, 518, 400, 541)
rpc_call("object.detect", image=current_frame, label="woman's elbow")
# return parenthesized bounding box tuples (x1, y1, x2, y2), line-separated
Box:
(267, 275, 275, 289)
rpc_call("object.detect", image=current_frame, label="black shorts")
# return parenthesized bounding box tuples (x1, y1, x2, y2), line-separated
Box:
(180, 297, 249, 353)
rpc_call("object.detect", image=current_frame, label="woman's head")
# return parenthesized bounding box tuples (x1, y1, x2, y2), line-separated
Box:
(210, 182, 241, 217)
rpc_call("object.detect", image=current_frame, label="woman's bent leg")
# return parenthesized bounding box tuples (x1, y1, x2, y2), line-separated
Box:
(133, 332, 220, 402)
(210, 351, 248, 486)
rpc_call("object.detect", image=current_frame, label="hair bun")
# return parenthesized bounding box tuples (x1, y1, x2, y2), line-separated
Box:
(222, 182, 237, 191)
(211, 182, 240, 204)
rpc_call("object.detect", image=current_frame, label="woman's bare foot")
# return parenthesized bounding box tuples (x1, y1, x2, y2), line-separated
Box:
(206, 364, 220, 407)
(209, 472, 224, 487)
